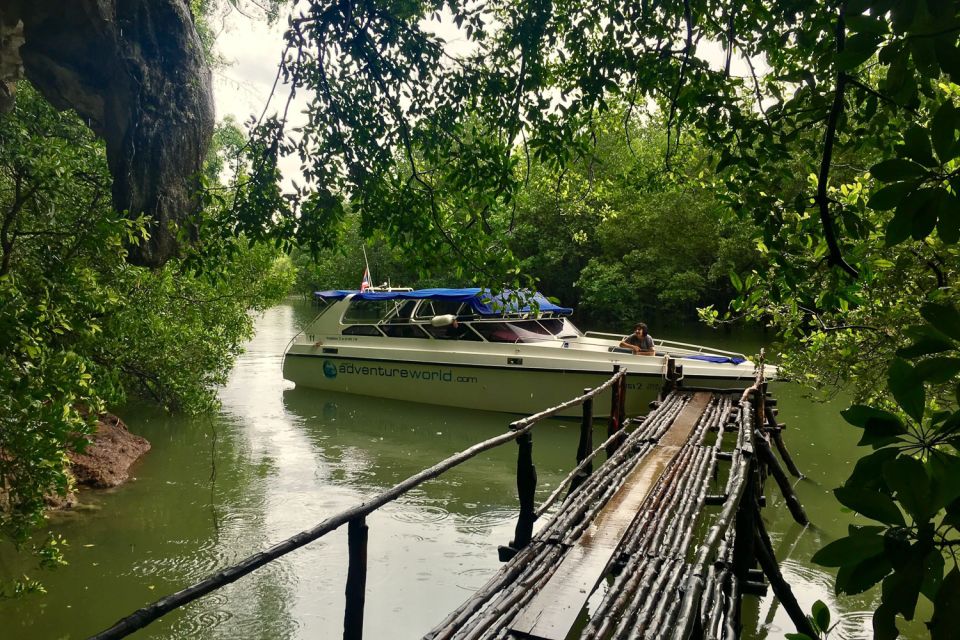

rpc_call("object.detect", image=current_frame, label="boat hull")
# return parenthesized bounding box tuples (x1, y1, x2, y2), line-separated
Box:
(283, 352, 748, 417)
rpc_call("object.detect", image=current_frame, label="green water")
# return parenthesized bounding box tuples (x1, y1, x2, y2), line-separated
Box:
(0, 300, 919, 638)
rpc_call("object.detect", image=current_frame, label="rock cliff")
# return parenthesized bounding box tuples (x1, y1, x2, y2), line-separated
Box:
(0, 0, 215, 267)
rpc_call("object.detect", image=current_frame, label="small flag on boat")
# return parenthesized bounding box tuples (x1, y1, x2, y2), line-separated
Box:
(360, 267, 371, 291)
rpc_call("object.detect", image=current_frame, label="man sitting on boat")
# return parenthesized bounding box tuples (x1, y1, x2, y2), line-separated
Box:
(620, 323, 655, 356)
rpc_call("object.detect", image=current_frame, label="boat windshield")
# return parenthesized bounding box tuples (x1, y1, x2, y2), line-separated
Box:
(469, 319, 578, 343)
(413, 299, 469, 319)
(337, 295, 583, 342)
(342, 299, 417, 324)
(536, 318, 582, 338)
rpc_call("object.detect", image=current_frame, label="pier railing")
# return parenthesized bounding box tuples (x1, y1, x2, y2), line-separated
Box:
(424, 353, 816, 640)
(88, 367, 631, 640)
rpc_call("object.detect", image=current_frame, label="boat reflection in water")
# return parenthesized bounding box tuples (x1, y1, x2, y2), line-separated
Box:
(282, 385, 586, 516)
(284, 288, 762, 417)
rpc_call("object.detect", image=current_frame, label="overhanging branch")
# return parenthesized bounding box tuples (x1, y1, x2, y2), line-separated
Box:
(815, 8, 858, 280)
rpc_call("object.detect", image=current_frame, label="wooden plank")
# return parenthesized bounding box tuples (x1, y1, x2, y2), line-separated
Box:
(509, 393, 712, 640)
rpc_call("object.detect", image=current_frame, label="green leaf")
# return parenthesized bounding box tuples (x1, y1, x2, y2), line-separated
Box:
(837, 554, 893, 595)
(879, 40, 902, 64)
(932, 101, 959, 163)
(882, 456, 931, 521)
(921, 303, 960, 341)
(868, 181, 915, 210)
(885, 187, 938, 245)
(834, 486, 905, 525)
(837, 33, 881, 70)
(847, 448, 901, 490)
(872, 601, 898, 639)
(927, 451, 960, 512)
(945, 496, 960, 529)
(812, 532, 885, 567)
(901, 125, 936, 166)
(934, 411, 960, 439)
(915, 357, 960, 383)
(841, 404, 903, 429)
(898, 324, 956, 357)
(882, 546, 926, 620)
(846, 14, 888, 35)
(793, 192, 808, 214)
(870, 158, 927, 181)
(842, 404, 908, 448)
(934, 36, 960, 82)
(920, 549, 945, 601)
(930, 568, 960, 639)
(729, 271, 743, 292)
(885, 207, 914, 246)
(888, 358, 925, 422)
(811, 599, 830, 633)
(857, 425, 908, 449)
(909, 35, 940, 78)
(937, 200, 960, 243)
(911, 188, 942, 240)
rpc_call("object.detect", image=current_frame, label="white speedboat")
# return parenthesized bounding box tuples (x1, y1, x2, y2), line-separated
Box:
(282, 288, 763, 417)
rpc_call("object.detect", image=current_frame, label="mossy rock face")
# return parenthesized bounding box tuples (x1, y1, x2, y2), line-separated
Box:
(0, 0, 214, 267)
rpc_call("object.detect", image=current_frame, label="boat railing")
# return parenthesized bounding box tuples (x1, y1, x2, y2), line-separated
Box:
(88, 368, 632, 640)
(582, 331, 748, 360)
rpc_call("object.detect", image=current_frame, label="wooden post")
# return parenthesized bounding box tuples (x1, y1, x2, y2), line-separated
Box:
(618, 374, 627, 421)
(343, 516, 368, 640)
(570, 389, 594, 495)
(607, 366, 622, 458)
(732, 431, 758, 588)
(512, 431, 537, 550)
(751, 389, 768, 486)
(754, 518, 818, 638)
(756, 434, 809, 525)
(758, 381, 767, 428)
(772, 428, 803, 478)
(765, 404, 803, 478)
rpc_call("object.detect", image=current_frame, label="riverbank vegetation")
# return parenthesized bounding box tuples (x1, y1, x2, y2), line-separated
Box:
(0, 84, 293, 592)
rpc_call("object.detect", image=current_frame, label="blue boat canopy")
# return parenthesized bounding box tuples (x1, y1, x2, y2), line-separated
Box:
(314, 288, 574, 316)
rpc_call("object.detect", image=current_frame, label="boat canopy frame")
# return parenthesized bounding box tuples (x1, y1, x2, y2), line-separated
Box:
(314, 288, 574, 318)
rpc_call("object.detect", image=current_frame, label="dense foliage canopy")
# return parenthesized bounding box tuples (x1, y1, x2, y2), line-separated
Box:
(296, 108, 760, 328)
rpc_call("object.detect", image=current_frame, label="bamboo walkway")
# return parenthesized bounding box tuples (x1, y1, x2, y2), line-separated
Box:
(427, 387, 810, 640)
(88, 365, 811, 640)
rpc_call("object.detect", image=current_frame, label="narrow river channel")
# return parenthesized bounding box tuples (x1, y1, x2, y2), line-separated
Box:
(0, 299, 922, 638)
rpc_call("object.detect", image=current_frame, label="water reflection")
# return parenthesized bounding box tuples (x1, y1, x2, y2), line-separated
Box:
(283, 386, 583, 509)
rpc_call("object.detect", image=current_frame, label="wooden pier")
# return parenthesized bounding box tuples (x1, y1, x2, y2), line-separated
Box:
(89, 364, 810, 640)
(427, 386, 809, 640)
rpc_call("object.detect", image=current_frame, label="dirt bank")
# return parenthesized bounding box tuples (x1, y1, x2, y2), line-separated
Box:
(69, 413, 151, 489)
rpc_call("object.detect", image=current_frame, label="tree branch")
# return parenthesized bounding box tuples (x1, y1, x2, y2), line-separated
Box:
(665, 0, 694, 166)
(0, 175, 38, 277)
(846, 75, 916, 114)
(724, 11, 734, 77)
(815, 8, 858, 280)
(912, 248, 947, 289)
(744, 52, 771, 128)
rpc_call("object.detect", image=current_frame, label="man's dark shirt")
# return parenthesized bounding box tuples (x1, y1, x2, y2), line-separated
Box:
(623, 333, 655, 351)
